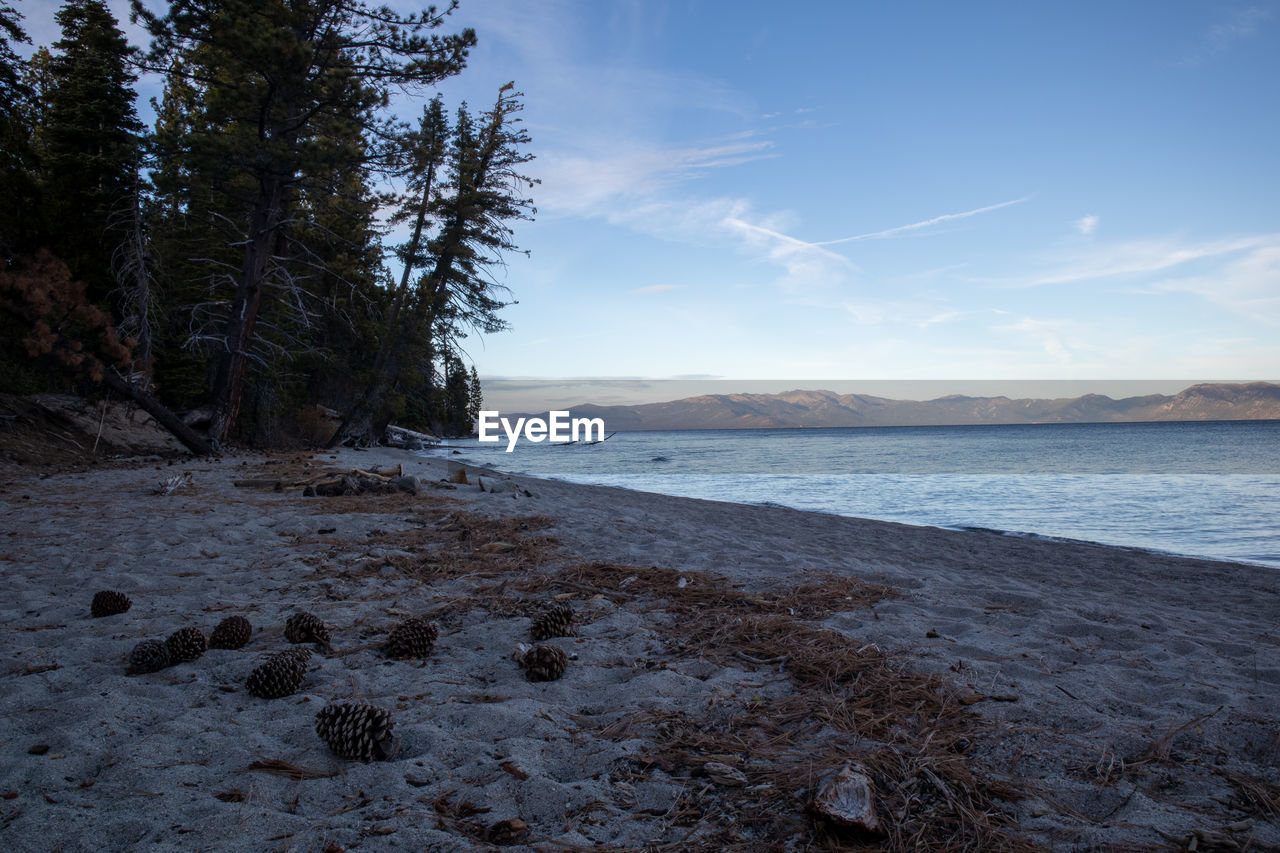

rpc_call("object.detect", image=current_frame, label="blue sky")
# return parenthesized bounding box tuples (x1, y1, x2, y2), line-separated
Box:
(21, 1, 1280, 397)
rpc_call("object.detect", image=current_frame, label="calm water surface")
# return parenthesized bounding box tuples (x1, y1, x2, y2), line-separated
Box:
(430, 420, 1280, 568)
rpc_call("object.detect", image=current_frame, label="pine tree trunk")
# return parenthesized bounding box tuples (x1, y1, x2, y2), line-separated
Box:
(207, 176, 286, 443)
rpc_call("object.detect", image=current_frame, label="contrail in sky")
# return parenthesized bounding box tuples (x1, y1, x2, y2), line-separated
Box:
(817, 195, 1032, 245)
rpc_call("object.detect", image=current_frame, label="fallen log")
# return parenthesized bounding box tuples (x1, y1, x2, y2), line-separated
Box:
(350, 464, 402, 482)
(303, 473, 421, 497)
(100, 368, 213, 456)
(384, 424, 440, 449)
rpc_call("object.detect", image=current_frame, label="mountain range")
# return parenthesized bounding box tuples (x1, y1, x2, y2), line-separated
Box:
(558, 382, 1280, 431)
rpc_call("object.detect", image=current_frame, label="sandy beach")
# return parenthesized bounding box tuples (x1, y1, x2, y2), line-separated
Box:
(1, 446, 1277, 851)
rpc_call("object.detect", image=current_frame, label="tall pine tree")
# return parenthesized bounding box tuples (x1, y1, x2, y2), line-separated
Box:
(0, 4, 35, 261)
(327, 84, 535, 445)
(132, 0, 475, 444)
(417, 85, 536, 348)
(40, 0, 143, 303)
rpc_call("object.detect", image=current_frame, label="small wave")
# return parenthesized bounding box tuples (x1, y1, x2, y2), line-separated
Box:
(947, 525, 1264, 566)
(952, 525, 1123, 550)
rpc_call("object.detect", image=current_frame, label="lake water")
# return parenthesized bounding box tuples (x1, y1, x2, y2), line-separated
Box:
(428, 420, 1280, 568)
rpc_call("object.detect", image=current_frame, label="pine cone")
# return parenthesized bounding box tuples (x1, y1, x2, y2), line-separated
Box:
(246, 648, 311, 699)
(91, 590, 132, 618)
(383, 617, 439, 659)
(209, 615, 252, 650)
(284, 611, 331, 648)
(274, 646, 313, 666)
(126, 639, 170, 674)
(530, 602, 575, 641)
(314, 701, 398, 762)
(521, 644, 568, 682)
(165, 626, 207, 663)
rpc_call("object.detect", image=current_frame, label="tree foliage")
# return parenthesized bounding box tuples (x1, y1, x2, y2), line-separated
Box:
(0, 250, 133, 381)
(41, 0, 143, 300)
(0, 3, 34, 260)
(327, 83, 535, 443)
(131, 0, 476, 443)
(0, 0, 531, 452)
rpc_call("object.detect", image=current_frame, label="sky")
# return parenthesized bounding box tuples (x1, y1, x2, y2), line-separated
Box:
(17, 1, 1280, 404)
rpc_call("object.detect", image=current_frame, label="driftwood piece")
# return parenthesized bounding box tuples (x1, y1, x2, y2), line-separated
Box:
(235, 473, 331, 490)
(350, 464, 402, 482)
(704, 761, 748, 787)
(811, 762, 880, 833)
(302, 472, 421, 498)
(238, 466, 407, 492)
(153, 472, 193, 495)
(476, 476, 533, 497)
(384, 424, 440, 449)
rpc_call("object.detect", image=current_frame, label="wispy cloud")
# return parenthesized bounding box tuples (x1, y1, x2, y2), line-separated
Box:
(1150, 243, 1280, 322)
(920, 310, 967, 328)
(1073, 215, 1099, 236)
(723, 218, 851, 263)
(1208, 7, 1271, 52)
(723, 216, 858, 292)
(841, 300, 888, 325)
(1183, 6, 1272, 64)
(841, 300, 1006, 328)
(1012, 234, 1275, 287)
(816, 196, 1031, 245)
(997, 317, 1082, 365)
(632, 284, 683, 294)
(536, 141, 775, 216)
(448, 0, 857, 296)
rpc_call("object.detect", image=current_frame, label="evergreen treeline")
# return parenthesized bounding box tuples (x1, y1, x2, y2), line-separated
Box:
(0, 0, 531, 449)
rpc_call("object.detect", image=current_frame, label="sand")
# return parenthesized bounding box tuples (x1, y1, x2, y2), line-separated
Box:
(0, 447, 1276, 851)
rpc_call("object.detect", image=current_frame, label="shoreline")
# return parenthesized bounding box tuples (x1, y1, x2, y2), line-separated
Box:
(1, 448, 1277, 850)
(944, 523, 1279, 570)
(438, 445, 1280, 571)
(483, 416, 1280, 432)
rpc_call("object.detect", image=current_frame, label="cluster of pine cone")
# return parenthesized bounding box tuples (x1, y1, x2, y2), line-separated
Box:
(101, 589, 580, 763)
(516, 601, 576, 681)
(124, 614, 252, 675)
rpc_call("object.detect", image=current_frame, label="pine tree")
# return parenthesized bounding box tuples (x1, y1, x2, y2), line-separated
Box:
(326, 96, 451, 442)
(21, 47, 56, 140)
(0, 4, 35, 261)
(264, 96, 387, 443)
(467, 364, 483, 430)
(40, 0, 143, 303)
(132, 0, 475, 444)
(145, 59, 236, 410)
(417, 85, 537, 346)
(442, 352, 471, 435)
(0, 4, 24, 106)
(326, 84, 535, 446)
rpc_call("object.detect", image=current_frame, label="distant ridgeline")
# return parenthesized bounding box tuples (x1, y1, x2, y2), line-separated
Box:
(557, 382, 1280, 431)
